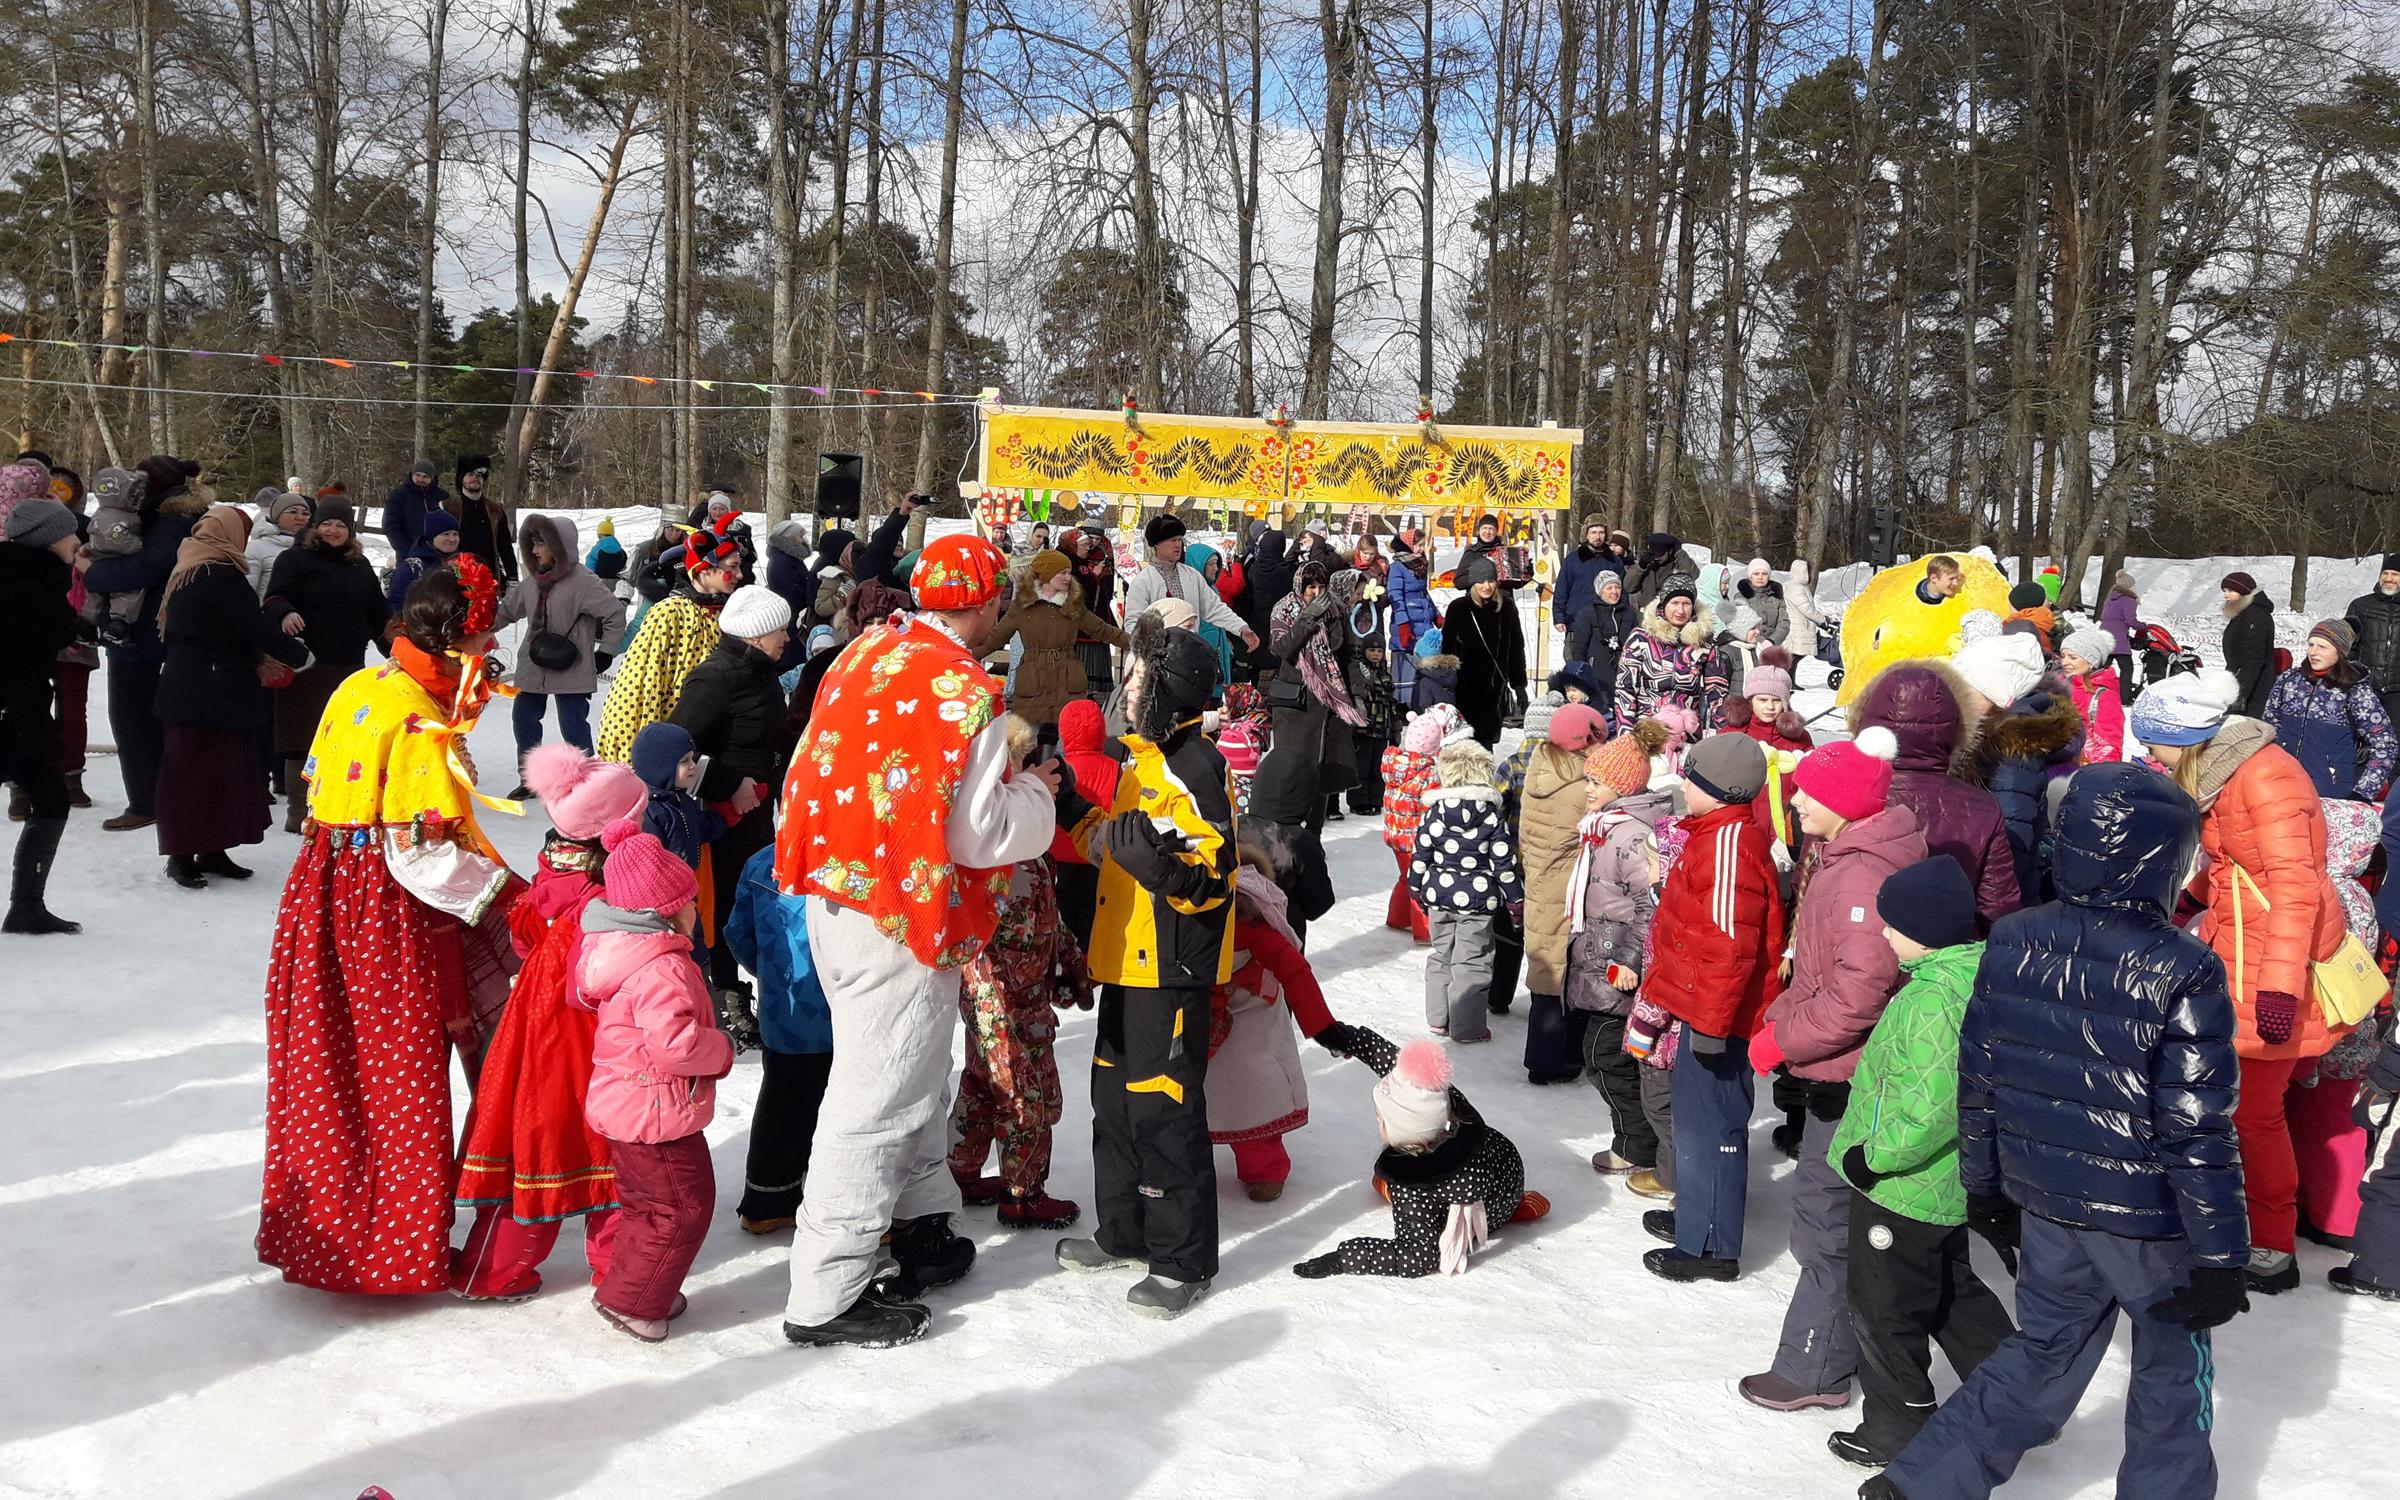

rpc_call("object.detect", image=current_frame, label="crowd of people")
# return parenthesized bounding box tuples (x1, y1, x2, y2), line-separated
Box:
(7, 464, 2400, 1497)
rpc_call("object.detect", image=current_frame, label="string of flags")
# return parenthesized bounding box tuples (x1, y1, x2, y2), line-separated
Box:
(0, 330, 991, 405)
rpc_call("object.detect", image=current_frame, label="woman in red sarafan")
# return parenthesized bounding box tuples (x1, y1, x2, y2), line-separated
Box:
(258, 559, 523, 1295)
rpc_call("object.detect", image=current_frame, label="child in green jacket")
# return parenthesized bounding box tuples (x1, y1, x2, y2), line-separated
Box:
(1827, 855, 2019, 1469)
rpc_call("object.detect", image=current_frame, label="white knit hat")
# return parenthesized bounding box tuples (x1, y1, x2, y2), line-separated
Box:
(2131, 668, 2243, 748)
(1374, 1039, 1456, 1150)
(2059, 626, 2113, 671)
(1954, 632, 2045, 709)
(718, 583, 793, 640)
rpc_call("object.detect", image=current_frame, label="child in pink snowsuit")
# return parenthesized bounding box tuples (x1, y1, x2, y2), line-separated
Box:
(575, 818, 735, 1342)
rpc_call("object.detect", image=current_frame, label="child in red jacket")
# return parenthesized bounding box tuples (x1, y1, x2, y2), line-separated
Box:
(1641, 732, 1786, 1285)
(1379, 704, 1467, 941)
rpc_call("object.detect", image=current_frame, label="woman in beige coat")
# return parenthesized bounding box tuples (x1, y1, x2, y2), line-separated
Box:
(982, 549, 1129, 729)
(1521, 702, 1610, 1083)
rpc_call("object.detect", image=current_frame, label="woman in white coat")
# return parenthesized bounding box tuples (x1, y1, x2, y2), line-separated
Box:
(1784, 559, 1828, 661)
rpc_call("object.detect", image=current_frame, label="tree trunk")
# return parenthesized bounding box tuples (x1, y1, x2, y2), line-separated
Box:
(46, 46, 122, 468)
(913, 0, 971, 493)
(1129, 0, 1165, 410)
(1956, 20, 1983, 545)
(511, 97, 642, 500)
(1722, 0, 1760, 555)
(1418, 0, 1438, 404)
(818, 0, 868, 450)
(1655, 0, 1709, 538)
(231, 0, 302, 474)
(1537, 0, 1586, 422)
(1302, 0, 1361, 417)
(412, 0, 451, 463)
(1797, 0, 1890, 566)
(502, 0, 540, 510)
(134, 0, 170, 450)
(856, 0, 890, 462)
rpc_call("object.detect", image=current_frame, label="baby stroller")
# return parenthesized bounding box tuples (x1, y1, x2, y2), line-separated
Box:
(2133, 621, 2202, 699)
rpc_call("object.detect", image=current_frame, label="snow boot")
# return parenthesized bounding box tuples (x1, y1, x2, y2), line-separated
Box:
(2297, 1210, 2353, 1252)
(1126, 1274, 1211, 1320)
(955, 1174, 1008, 1208)
(196, 851, 254, 880)
(1510, 1191, 1551, 1223)
(878, 1212, 974, 1297)
(2246, 1247, 2299, 1295)
(1642, 1209, 1677, 1245)
(593, 1295, 668, 1344)
(1590, 1148, 1642, 1175)
(783, 1287, 931, 1349)
(504, 784, 533, 802)
(1626, 1169, 1674, 1201)
(1244, 1180, 1285, 1203)
(1828, 1430, 1891, 1469)
(1642, 1247, 1738, 1283)
(1738, 1372, 1852, 1412)
(997, 1193, 1082, 1230)
(1055, 1237, 1146, 1274)
(1858, 1476, 1910, 1500)
(102, 811, 155, 832)
(67, 774, 91, 809)
(740, 1214, 797, 1235)
(6, 788, 25, 822)
(165, 854, 208, 889)
(713, 987, 762, 1052)
(2329, 1264, 2400, 1300)
(4, 819, 79, 934)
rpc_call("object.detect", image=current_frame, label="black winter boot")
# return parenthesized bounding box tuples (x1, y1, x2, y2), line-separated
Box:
(783, 1287, 932, 1349)
(878, 1213, 976, 1297)
(165, 855, 208, 889)
(196, 851, 255, 880)
(4, 819, 79, 934)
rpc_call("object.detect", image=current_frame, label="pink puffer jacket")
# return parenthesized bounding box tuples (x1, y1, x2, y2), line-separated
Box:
(574, 915, 735, 1144)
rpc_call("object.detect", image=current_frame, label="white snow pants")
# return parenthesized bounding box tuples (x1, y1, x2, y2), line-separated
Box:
(783, 899, 965, 1326)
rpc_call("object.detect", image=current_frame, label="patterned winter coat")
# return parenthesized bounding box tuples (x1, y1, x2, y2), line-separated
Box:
(596, 585, 724, 763)
(1615, 599, 1728, 729)
(1829, 941, 1985, 1225)
(2264, 666, 2397, 802)
(1380, 746, 1441, 852)
(1564, 788, 1669, 1015)
(1408, 785, 1524, 915)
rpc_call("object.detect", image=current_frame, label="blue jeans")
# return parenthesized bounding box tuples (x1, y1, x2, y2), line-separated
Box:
(1886, 1215, 2218, 1500)
(1671, 1027, 1755, 1260)
(513, 691, 593, 757)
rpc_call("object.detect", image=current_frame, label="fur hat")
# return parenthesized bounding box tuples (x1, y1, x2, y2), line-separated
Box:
(1583, 732, 1652, 799)
(599, 817, 699, 917)
(1792, 726, 1900, 823)
(522, 743, 647, 841)
(1954, 633, 2045, 709)
(911, 533, 1006, 609)
(1436, 737, 1495, 790)
(2129, 668, 2243, 748)
(1373, 1039, 1455, 1150)
(1143, 513, 1187, 549)
(1130, 610, 1220, 739)
(1683, 732, 1767, 805)
(2059, 626, 2113, 671)
(719, 583, 793, 640)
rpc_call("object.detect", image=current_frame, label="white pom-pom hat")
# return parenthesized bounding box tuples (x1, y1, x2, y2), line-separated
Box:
(1792, 725, 1902, 823)
(1374, 1039, 1456, 1150)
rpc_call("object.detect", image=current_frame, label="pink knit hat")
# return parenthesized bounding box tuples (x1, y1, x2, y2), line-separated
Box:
(600, 817, 699, 916)
(522, 742, 646, 841)
(1791, 726, 1900, 823)
(1547, 702, 1608, 751)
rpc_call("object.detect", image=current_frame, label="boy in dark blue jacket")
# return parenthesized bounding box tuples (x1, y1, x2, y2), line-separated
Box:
(724, 841, 833, 1233)
(1866, 763, 2249, 1500)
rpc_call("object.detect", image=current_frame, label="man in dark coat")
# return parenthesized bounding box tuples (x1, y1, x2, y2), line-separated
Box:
(1875, 763, 2249, 1500)
(2219, 571, 2278, 721)
(452, 455, 519, 583)
(83, 456, 209, 831)
(2346, 553, 2400, 730)
(380, 459, 445, 556)
(1, 499, 86, 931)
(1554, 514, 1613, 642)
(1628, 531, 1702, 609)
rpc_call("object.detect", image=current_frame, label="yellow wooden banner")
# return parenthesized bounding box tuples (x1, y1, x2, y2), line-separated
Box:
(979, 405, 1580, 511)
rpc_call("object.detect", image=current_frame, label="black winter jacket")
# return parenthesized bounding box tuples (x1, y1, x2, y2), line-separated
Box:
(0, 544, 78, 725)
(265, 543, 389, 672)
(155, 563, 311, 731)
(1442, 593, 1526, 745)
(668, 636, 793, 799)
(2347, 587, 2400, 696)
(1960, 762, 2247, 1270)
(1570, 595, 1641, 700)
(2222, 591, 2278, 720)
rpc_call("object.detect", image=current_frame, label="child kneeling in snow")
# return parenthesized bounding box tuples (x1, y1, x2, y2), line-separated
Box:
(1292, 1026, 1544, 1278)
(576, 819, 737, 1342)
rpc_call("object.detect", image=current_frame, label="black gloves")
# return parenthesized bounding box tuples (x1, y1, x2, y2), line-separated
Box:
(2151, 1266, 2251, 1332)
(1312, 1022, 1363, 1057)
(1966, 1192, 2021, 1276)
(1840, 1144, 1885, 1189)
(1292, 1251, 1343, 1280)
(2354, 1083, 2396, 1134)
(592, 650, 613, 673)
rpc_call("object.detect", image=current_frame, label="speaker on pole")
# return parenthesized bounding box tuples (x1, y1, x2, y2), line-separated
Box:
(816, 451, 863, 520)
(1865, 504, 1900, 568)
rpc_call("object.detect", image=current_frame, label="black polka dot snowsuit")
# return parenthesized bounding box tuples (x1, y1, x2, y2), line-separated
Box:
(1332, 1026, 1526, 1277)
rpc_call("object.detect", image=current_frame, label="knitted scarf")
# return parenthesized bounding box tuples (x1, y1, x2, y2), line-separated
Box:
(1271, 590, 1365, 728)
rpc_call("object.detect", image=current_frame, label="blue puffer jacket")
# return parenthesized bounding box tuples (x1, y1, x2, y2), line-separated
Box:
(1961, 762, 2247, 1270)
(2263, 666, 2397, 801)
(1386, 554, 1437, 653)
(723, 843, 832, 1053)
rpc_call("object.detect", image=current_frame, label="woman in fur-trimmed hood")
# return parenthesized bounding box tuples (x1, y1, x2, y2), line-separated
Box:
(1613, 576, 1727, 732)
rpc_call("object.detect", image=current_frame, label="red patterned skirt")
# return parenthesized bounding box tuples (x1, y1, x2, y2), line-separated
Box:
(455, 901, 619, 1224)
(257, 826, 464, 1294)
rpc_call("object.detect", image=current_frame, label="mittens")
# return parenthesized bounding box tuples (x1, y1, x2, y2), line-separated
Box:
(2254, 989, 2299, 1047)
(1623, 1015, 1661, 1062)
(1966, 1192, 2021, 1277)
(1292, 1251, 1343, 1280)
(1841, 1143, 1885, 1189)
(2150, 1265, 2251, 1332)
(1747, 1025, 1788, 1076)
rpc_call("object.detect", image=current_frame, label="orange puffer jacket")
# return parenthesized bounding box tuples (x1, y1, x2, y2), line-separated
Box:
(2190, 721, 2356, 1060)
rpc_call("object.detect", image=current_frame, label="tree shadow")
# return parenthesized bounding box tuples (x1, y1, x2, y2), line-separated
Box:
(0, 1039, 258, 1188)
(1329, 1397, 1621, 1499)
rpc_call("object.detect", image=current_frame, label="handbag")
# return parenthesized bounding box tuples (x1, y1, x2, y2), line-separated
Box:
(1263, 674, 1308, 713)
(525, 579, 579, 672)
(2229, 864, 2389, 1030)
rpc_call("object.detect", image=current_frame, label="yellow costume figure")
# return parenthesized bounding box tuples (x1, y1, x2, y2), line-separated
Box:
(1835, 555, 2012, 704)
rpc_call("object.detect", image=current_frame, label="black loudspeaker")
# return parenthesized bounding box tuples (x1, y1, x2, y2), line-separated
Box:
(816, 451, 863, 520)
(1865, 505, 1900, 568)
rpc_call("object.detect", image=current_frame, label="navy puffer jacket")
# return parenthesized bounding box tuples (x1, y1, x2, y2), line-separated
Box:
(1960, 762, 2247, 1270)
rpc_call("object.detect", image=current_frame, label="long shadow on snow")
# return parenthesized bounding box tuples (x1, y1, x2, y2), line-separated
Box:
(704, 1308, 1289, 1500)
(0, 1039, 259, 1189)
(1330, 1397, 1621, 1497)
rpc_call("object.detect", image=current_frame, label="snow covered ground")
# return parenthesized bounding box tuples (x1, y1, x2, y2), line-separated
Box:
(2, 523, 2392, 1498)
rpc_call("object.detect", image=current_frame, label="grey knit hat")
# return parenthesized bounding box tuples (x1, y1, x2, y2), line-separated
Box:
(4, 497, 79, 551)
(1682, 731, 1767, 805)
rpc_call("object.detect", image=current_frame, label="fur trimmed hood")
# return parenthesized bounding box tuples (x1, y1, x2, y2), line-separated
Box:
(1638, 597, 1717, 649)
(1979, 677, 2085, 767)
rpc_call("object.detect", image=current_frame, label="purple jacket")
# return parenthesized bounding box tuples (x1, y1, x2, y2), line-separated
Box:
(2101, 591, 2142, 658)
(1849, 661, 2024, 933)
(1768, 804, 1930, 1081)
